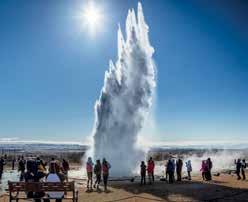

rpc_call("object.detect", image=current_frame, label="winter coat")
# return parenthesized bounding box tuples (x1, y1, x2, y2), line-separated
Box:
(147, 160, 155, 173)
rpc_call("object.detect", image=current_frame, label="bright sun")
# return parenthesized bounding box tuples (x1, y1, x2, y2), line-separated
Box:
(81, 1, 103, 35)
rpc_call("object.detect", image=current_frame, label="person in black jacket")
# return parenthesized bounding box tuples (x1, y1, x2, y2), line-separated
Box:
(0, 156, 5, 180)
(167, 159, 175, 184)
(176, 159, 183, 181)
(140, 161, 146, 185)
(235, 159, 242, 180)
(205, 158, 212, 181)
(93, 160, 102, 189)
(241, 159, 246, 180)
(18, 156, 26, 181)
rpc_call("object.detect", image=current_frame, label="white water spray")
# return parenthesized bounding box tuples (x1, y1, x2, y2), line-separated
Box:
(92, 2, 156, 176)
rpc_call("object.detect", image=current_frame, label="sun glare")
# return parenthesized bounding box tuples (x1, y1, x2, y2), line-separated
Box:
(81, 1, 103, 35)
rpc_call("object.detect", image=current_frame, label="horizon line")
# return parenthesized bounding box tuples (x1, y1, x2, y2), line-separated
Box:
(1, 138, 248, 149)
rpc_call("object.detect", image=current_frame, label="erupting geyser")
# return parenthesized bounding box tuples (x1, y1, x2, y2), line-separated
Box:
(92, 2, 156, 176)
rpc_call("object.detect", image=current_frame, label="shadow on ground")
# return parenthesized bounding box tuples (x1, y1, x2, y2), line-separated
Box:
(109, 179, 248, 202)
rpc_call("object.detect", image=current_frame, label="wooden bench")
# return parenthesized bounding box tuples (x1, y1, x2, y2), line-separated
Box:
(8, 181, 78, 202)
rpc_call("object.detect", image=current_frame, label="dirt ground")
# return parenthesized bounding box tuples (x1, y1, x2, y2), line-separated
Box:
(1, 173, 248, 202)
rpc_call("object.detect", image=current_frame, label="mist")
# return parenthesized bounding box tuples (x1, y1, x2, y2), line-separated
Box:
(152, 149, 246, 176)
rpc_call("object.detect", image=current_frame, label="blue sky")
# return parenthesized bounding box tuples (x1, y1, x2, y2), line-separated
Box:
(0, 0, 247, 143)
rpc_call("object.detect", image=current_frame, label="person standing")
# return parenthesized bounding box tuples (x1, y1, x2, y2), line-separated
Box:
(186, 160, 192, 180)
(0, 156, 5, 180)
(235, 159, 242, 180)
(12, 158, 16, 170)
(86, 157, 94, 190)
(147, 157, 155, 184)
(206, 158, 213, 181)
(93, 160, 102, 189)
(165, 161, 169, 181)
(18, 156, 26, 181)
(241, 159, 246, 180)
(172, 159, 176, 182)
(62, 159, 70, 182)
(140, 161, 146, 185)
(102, 158, 111, 191)
(166, 159, 174, 184)
(176, 158, 183, 181)
(200, 160, 208, 181)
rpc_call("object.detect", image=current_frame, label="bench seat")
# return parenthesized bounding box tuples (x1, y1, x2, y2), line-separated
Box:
(8, 181, 78, 202)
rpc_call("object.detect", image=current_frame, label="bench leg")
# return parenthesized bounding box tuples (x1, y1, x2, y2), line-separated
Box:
(9, 192, 13, 202)
(76, 190, 78, 202)
(73, 191, 75, 202)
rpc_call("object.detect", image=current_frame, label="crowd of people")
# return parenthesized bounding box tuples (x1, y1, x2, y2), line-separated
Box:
(140, 157, 155, 185)
(140, 158, 193, 185)
(140, 157, 246, 184)
(23, 156, 70, 202)
(86, 157, 111, 191)
(0, 154, 247, 201)
(0, 155, 70, 202)
(200, 158, 213, 181)
(235, 159, 246, 180)
(141, 158, 193, 184)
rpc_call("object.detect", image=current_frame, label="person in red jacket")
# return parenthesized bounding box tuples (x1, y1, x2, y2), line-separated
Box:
(86, 157, 94, 190)
(147, 157, 155, 184)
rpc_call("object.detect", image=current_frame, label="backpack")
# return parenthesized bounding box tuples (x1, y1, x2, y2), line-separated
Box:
(102, 163, 109, 174)
(86, 162, 93, 172)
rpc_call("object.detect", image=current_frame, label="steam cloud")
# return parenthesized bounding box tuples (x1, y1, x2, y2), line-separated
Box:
(153, 149, 246, 176)
(92, 2, 156, 176)
(184, 150, 244, 173)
